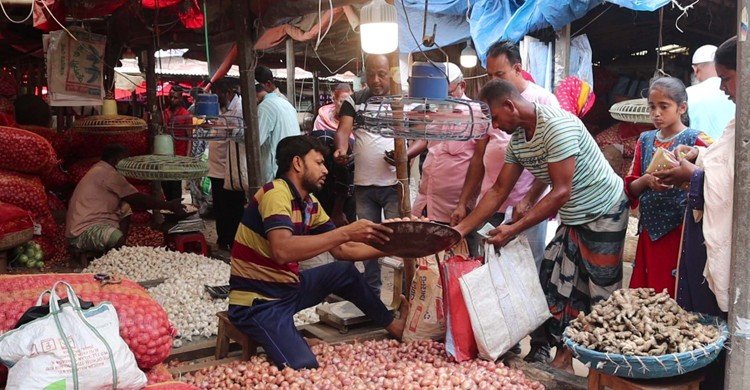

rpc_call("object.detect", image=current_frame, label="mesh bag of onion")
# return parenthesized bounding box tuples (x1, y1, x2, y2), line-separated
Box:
(0, 126, 57, 175)
(0, 273, 175, 385)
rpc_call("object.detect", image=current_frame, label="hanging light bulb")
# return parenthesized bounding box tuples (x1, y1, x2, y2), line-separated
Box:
(360, 0, 398, 54)
(460, 40, 478, 68)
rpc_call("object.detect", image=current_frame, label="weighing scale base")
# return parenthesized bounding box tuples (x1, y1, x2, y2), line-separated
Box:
(316, 301, 396, 334)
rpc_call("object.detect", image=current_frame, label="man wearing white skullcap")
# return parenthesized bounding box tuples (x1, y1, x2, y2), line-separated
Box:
(686, 44, 735, 140)
(409, 63, 474, 225)
(444, 62, 468, 99)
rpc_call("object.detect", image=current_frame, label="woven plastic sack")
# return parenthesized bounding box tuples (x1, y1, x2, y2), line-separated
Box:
(0, 281, 147, 389)
(459, 237, 551, 361)
(402, 254, 445, 342)
(224, 140, 248, 192)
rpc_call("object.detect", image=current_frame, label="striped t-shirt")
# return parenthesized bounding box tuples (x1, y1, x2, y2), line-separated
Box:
(228, 178, 335, 307)
(505, 104, 623, 225)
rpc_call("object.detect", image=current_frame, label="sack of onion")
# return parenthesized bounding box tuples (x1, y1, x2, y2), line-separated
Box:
(0, 126, 57, 175)
(0, 273, 175, 385)
(182, 339, 542, 390)
(563, 288, 728, 378)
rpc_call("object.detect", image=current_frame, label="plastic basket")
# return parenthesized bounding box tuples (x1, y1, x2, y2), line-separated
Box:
(71, 115, 148, 134)
(609, 98, 652, 124)
(564, 314, 728, 379)
(117, 155, 208, 181)
(360, 95, 491, 141)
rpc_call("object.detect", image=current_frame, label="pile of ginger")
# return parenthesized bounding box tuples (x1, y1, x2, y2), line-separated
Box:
(566, 288, 721, 356)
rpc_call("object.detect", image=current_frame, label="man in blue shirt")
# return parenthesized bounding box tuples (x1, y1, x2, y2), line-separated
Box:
(255, 66, 301, 183)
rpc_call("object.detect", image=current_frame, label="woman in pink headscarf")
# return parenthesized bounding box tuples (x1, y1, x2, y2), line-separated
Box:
(554, 76, 595, 118)
(313, 83, 352, 131)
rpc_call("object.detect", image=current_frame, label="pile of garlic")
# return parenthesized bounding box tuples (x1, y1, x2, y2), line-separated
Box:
(84, 246, 230, 346)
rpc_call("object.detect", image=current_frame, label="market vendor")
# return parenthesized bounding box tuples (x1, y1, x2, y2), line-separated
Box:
(453, 79, 628, 374)
(65, 144, 185, 252)
(228, 135, 407, 370)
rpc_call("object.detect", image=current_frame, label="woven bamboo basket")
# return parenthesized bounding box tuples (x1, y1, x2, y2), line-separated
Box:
(610, 98, 652, 124)
(117, 155, 208, 181)
(0, 227, 33, 251)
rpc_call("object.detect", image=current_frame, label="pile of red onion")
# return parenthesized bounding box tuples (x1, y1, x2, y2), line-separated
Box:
(183, 339, 542, 389)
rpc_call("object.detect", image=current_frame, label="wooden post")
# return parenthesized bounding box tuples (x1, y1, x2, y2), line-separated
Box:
(553, 24, 571, 90)
(232, 0, 263, 194)
(387, 51, 414, 296)
(144, 48, 160, 137)
(312, 71, 320, 115)
(286, 38, 296, 104)
(726, 1, 750, 387)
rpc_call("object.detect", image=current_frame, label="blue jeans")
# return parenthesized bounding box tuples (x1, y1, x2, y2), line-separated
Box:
(228, 262, 393, 369)
(354, 185, 400, 295)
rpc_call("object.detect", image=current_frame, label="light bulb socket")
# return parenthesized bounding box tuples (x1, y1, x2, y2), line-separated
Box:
(360, 0, 397, 25)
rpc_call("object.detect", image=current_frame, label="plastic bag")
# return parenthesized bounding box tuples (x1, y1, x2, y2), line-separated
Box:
(439, 254, 482, 362)
(0, 281, 147, 389)
(645, 147, 679, 173)
(459, 237, 551, 361)
(224, 140, 248, 192)
(402, 254, 445, 342)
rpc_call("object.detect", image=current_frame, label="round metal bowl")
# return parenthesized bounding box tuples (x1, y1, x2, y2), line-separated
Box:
(370, 221, 461, 258)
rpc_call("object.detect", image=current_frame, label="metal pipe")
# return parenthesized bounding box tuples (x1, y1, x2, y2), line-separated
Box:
(286, 38, 296, 104)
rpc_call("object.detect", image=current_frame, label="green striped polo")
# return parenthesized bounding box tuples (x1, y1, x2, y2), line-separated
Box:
(505, 104, 623, 225)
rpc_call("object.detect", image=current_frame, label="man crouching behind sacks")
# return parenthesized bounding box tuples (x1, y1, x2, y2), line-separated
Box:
(227, 135, 409, 369)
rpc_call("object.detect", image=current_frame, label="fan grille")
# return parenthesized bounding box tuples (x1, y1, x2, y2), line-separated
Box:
(360, 96, 491, 141)
(609, 98, 652, 124)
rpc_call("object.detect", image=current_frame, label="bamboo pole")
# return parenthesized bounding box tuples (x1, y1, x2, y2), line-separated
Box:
(232, 0, 263, 195)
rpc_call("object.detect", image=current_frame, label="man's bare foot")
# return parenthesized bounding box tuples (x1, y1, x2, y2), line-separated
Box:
(385, 295, 410, 340)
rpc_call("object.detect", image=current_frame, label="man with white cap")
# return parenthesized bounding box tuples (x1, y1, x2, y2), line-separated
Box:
(686, 44, 735, 140)
(408, 63, 474, 224)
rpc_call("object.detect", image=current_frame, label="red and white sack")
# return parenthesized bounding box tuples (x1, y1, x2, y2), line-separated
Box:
(0, 282, 147, 389)
(402, 254, 445, 342)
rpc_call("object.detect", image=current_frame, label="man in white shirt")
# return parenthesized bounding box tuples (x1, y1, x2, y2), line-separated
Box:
(333, 54, 399, 296)
(208, 79, 247, 251)
(686, 45, 735, 140)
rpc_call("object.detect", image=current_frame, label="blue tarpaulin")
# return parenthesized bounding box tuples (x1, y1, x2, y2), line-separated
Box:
(397, 0, 670, 65)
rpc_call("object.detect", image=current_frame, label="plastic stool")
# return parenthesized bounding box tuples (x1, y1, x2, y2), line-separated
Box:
(166, 232, 208, 256)
(216, 311, 258, 360)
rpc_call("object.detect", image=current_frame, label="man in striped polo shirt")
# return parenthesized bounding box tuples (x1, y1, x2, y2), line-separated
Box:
(454, 80, 629, 373)
(228, 135, 407, 370)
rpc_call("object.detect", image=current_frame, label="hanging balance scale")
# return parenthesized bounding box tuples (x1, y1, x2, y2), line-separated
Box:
(316, 62, 491, 333)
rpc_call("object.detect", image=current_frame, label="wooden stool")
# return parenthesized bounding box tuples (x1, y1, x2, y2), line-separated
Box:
(166, 232, 208, 256)
(588, 369, 705, 390)
(216, 311, 258, 360)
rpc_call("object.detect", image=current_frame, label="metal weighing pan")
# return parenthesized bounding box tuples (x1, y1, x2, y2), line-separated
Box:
(370, 221, 461, 258)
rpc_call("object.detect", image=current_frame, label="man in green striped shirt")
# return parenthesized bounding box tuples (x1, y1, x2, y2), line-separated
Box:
(454, 79, 629, 373)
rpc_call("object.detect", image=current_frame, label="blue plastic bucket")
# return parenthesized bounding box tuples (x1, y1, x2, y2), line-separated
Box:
(408, 62, 448, 99)
(195, 93, 220, 117)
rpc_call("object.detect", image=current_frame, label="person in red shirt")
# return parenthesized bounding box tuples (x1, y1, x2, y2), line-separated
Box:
(162, 85, 191, 201)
